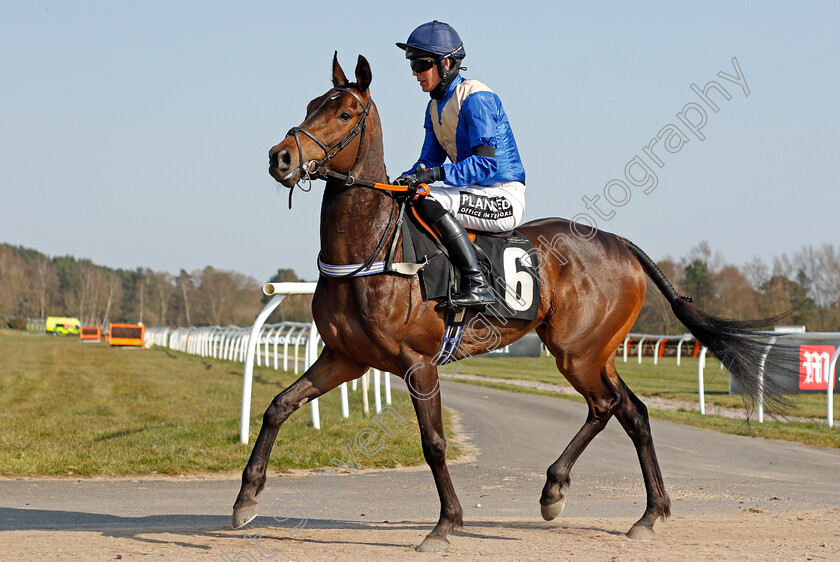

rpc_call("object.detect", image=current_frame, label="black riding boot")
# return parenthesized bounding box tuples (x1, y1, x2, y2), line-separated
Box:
(430, 213, 496, 309)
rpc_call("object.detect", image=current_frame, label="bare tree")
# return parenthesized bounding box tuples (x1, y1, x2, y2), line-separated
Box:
(686, 241, 725, 273)
(813, 244, 840, 329)
(0, 249, 32, 316)
(149, 271, 175, 327)
(138, 274, 146, 325)
(177, 270, 194, 326)
(32, 255, 54, 319)
(772, 253, 794, 279)
(742, 256, 770, 291)
(0, 248, 25, 316)
(192, 267, 261, 326)
(101, 274, 120, 327)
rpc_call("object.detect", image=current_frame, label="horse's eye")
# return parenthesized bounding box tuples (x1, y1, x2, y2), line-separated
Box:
(339, 111, 352, 122)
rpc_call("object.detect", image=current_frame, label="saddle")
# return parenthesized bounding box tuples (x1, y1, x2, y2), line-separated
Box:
(402, 203, 541, 323)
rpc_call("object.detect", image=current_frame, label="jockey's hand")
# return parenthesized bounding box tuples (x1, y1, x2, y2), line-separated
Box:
(393, 174, 412, 186)
(394, 166, 444, 189)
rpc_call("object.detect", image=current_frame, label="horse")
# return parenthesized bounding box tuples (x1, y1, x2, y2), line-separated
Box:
(233, 53, 787, 552)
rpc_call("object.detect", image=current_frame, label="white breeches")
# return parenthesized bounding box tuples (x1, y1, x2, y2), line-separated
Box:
(427, 181, 526, 233)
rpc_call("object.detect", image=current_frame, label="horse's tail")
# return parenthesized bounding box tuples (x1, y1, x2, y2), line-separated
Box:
(622, 239, 791, 413)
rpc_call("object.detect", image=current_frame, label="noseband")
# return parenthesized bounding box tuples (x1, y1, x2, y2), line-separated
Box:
(286, 86, 372, 188)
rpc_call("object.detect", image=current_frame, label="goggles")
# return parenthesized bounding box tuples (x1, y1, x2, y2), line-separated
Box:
(409, 59, 436, 73)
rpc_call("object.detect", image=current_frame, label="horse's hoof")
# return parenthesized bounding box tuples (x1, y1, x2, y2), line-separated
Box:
(626, 523, 655, 541)
(232, 499, 259, 529)
(415, 536, 450, 552)
(540, 497, 566, 521)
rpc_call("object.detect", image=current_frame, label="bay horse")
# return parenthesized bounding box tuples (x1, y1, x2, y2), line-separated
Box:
(234, 53, 786, 551)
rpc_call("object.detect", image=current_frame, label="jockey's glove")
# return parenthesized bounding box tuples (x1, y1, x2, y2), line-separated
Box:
(394, 165, 444, 188)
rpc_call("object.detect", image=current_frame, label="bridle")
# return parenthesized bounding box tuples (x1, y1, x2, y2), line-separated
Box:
(285, 86, 372, 205)
(280, 86, 435, 279)
(283, 85, 411, 279)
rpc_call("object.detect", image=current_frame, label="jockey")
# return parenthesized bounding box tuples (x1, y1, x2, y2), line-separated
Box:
(395, 20, 526, 310)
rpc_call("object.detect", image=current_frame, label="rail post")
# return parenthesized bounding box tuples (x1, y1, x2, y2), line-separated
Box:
(676, 335, 692, 367)
(828, 347, 839, 428)
(305, 319, 321, 430)
(698, 346, 707, 415)
(240, 282, 318, 445)
(756, 336, 777, 424)
(373, 368, 382, 413)
(653, 337, 666, 366)
(340, 382, 350, 418)
(240, 295, 286, 444)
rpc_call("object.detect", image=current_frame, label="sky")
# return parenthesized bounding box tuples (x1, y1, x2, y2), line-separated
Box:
(2, 1, 838, 283)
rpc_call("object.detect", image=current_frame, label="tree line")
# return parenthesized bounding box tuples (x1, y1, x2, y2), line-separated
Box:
(0, 244, 312, 328)
(2, 241, 839, 332)
(634, 241, 840, 334)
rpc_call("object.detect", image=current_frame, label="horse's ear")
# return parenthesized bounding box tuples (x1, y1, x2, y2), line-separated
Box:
(355, 55, 372, 92)
(332, 51, 347, 87)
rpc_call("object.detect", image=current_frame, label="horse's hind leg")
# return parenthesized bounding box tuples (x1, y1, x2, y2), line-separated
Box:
(610, 368, 671, 539)
(537, 354, 670, 539)
(538, 360, 619, 522)
(232, 348, 366, 529)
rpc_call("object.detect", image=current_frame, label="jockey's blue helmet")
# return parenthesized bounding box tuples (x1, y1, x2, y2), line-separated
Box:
(396, 20, 466, 61)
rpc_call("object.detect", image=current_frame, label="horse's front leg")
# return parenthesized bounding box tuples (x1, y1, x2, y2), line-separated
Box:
(405, 361, 463, 552)
(232, 348, 366, 528)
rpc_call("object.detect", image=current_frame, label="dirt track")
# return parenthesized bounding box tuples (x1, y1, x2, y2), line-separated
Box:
(5, 509, 840, 561)
(3, 379, 839, 560)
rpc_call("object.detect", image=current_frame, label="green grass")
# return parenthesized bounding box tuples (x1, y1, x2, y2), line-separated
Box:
(0, 330, 455, 477)
(455, 353, 840, 448)
(646, 408, 840, 448)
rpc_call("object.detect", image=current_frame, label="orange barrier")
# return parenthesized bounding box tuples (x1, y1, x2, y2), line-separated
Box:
(80, 326, 101, 342)
(109, 324, 145, 347)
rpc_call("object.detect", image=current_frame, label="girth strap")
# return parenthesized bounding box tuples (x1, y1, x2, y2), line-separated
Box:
(317, 256, 428, 278)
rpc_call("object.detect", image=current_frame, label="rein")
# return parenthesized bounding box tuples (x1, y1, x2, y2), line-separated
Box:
(312, 165, 429, 197)
(308, 163, 432, 279)
(312, 171, 432, 279)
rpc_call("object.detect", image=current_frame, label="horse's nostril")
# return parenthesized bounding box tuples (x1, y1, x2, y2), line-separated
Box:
(270, 147, 292, 171)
